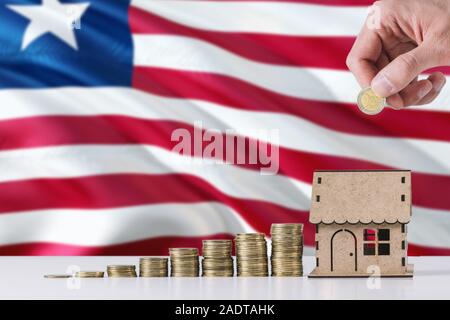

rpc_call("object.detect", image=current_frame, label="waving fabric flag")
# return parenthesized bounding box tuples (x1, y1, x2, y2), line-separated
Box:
(1, 0, 450, 256)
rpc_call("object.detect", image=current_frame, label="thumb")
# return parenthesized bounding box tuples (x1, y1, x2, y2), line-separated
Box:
(371, 45, 435, 97)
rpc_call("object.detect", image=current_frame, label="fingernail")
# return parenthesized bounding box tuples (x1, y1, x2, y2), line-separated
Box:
(437, 79, 446, 92)
(372, 74, 394, 97)
(417, 86, 430, 99)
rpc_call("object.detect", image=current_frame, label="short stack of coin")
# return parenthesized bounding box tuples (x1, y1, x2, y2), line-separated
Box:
(235, 233, 268, 277)
(169, 248, 199, 277)
(202, 240, 234, 277)
(107, 265, 137, 277)
(139, 257, 168, 277)
(75, 271, 104, 278)
(270, 223, 304, 277)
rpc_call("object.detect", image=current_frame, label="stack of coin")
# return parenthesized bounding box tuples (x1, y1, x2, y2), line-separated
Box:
(139, 257, 168, 277)
(270, 223, 304, 277)
(202, 240, 234, 277)
(235, 233, 268, 277)
(169, 248, 199, 277)
(75, 271, 104, 278)
(106, 265, 137, 277)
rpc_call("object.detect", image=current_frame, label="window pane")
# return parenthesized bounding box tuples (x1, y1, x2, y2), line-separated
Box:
(378, 229, 390, 241)
(363, 229, 376, 241)
(364, 243, 376, 255)
(378, 243, 390, 255)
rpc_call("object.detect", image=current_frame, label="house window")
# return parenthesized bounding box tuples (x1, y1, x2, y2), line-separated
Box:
(378, 229, 390, 241)
(316, 224, 319, 234)
(363, 228, 391, 256)
(318, 177, 322, 184)
(363, 229, 376, 256)
(401, 224, 406, 233)
(316, 241, 319, 250)
(364, 229, 376, 241)
(316, 195, 320, 202)
(364, 243, 376, 255)
(401, 194, 406, 202)
(401, 176, 406, 183)
(378, 243, 390, 255)
(402, 240, 406, 250)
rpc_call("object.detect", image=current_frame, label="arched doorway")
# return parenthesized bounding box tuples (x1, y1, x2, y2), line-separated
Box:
(331, 229, 357, 272)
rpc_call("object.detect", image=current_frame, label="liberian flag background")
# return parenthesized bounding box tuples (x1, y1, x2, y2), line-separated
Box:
(1, 0, 450, 256)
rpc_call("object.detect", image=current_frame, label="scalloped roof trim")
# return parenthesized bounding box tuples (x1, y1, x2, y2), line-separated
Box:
(309, 217, 411, 224)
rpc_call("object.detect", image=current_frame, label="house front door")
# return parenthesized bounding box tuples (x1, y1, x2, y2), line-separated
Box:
(331, 229, 357, 273)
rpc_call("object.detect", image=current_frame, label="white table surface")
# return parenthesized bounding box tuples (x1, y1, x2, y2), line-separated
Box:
(0, 256, 449, 300)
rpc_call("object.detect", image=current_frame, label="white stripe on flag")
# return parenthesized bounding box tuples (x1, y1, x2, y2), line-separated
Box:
(132, 35, 450, 111)
(0, 201, 448, 249)
(1, 142, 450, 249)
(410, 206, 450, 248)
(0, 145, 312, 211)
(1, 88, 450, 176)
(131, 0, 368, 36)
(0, 203, 253, 246)
(133, 35, 361, 104)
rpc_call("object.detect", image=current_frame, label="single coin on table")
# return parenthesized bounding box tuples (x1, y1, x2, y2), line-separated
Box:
(44, 274, 72, 279)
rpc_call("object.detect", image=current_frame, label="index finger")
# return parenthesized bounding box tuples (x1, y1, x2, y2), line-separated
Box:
(346, 24, 383, 88)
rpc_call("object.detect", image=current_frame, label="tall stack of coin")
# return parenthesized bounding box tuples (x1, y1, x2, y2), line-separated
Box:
(107, 265, 137, 277)
(139, 257, 168, 277)
(169, 248, 199, 277)
(235, 233, 268, 277)
(202, 240, 234, 277)
(270, 223, 304, 277)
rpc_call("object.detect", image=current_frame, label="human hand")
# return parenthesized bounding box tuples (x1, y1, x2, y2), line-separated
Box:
(347, 0, 450, 108)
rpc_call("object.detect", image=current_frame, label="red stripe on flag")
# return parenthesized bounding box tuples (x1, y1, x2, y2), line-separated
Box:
(1, 239, 446, 256)
(0, 221, 318, 256)
(0, 115, 449, 211)
(133, 67, 450, 142)
(129, 7, 353, 70)
(0, 174, 310, 234)
(0, 234, 236, 256)
(129, 7, 450, 75)
(408, 244, 450, 256)
(175, 0, 376, 6)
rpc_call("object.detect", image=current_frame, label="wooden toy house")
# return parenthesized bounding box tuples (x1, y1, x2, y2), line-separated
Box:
(308, 170, 413, 277)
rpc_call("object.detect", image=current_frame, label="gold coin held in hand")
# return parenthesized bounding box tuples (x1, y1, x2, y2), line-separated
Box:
(357, 87, 386, 115)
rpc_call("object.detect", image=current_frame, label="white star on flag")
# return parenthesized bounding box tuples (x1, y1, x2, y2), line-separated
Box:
(8, 0, 90, 50)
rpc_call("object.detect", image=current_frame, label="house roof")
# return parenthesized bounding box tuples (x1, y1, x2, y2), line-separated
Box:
(309, 170, 411, 224)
